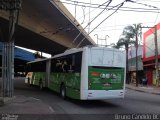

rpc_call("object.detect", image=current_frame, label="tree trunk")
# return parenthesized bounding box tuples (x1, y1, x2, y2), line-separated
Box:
(125, 44, 129, 84)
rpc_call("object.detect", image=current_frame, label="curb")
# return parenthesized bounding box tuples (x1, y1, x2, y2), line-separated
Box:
(126, 86, 160, 95)
(0, 96, 16, 106)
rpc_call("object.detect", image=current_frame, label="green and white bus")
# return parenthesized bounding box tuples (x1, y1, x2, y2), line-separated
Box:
(25, 46, 126, 100)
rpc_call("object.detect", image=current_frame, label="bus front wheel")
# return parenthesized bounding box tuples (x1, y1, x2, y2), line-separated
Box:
(60, 84, 66, 99)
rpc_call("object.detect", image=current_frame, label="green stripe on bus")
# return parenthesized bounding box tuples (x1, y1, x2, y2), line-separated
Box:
(49, 73, 80, 98)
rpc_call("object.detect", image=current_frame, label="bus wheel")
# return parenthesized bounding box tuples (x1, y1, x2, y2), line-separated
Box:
(60, 84, 66, 99)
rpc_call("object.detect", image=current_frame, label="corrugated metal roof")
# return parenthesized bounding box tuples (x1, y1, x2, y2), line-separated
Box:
(0, 42, 35, 61)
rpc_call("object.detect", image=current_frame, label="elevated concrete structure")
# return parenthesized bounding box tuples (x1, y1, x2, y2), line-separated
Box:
(0, 0, 95, 55)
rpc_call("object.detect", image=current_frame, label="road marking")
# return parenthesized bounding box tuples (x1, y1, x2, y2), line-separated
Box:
(49, 106, 55, 113)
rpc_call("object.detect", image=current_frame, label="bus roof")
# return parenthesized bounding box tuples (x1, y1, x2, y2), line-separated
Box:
(27, 46, 124, 64)
(54, 46, 124, 57)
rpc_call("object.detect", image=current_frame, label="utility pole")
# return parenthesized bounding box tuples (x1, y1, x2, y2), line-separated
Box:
(141, 25, 159, 86)
(154, 25, 159, 86)
(0, 0, 21, 97)
(135, 31, 138, 87)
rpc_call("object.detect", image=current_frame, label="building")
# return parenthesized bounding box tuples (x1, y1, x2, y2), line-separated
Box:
(143, 22, 160, 85)
(128, 45, 144, 84)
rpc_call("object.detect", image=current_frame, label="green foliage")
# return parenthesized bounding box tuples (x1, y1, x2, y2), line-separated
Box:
(115, 23, 142, 49)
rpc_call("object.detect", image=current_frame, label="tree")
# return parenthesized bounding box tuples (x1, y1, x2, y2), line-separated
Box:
(116, 35, 135, 84)
(132, 24, 142, 86)
(109, 43, 120, 49)
(116, 23, 142, 85)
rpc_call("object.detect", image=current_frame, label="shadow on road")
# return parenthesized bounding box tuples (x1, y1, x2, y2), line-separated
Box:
(65, 97, 120, 109)
(1, 77, 120, 109)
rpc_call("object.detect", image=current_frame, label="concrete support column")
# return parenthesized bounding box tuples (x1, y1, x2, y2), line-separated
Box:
(1, 10, 16, 97)
(1, 42, 14, 97)
(45, 59, 51, 88)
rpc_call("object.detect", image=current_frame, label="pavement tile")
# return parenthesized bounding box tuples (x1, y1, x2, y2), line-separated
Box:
(0, 95, 54, 114)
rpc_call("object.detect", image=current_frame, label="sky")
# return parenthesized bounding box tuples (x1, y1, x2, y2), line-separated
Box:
(17, 0, 160, 57)
(60, 0, 160, 46)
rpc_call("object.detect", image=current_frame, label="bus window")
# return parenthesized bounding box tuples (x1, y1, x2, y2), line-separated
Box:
(74, 52, 82, 73)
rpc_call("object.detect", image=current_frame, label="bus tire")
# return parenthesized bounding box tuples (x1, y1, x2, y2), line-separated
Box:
(60, 84, 66, 99)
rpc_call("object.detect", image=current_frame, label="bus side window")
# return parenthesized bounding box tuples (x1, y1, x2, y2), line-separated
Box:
(62, 60, 68, 72)
(55, 59, 63, 72)
(54, 57, 69, 73)
(72, 55, 75, 66)
(67, 55, 74, 73)
(51, 59, 56, 72)
(71, 55, 75, 71)
(74, 52, 82, 72)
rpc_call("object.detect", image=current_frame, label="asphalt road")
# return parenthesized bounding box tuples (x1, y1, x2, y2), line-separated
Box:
(1, 78, 160, 120)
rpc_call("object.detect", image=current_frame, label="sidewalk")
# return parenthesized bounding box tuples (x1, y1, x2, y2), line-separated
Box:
(0, 95, 54, 114)
(126, 84, 160, 95)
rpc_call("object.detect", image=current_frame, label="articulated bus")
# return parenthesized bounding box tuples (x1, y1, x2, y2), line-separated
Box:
(25, 46, 126, 100)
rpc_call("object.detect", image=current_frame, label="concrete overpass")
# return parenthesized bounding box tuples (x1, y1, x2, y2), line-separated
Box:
(0, 0, 95, 55)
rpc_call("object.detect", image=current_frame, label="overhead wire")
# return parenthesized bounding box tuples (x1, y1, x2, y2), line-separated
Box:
(127, 0, 159, 24)
(53, 0, 160, 38)
(127, 0, 158, 9)
(138, 0, 160, 2)
(127, 0, 159, 46)
(62, 0, 160, 8)
(118, 23, 155, 56)
(60, 0, 160, 37)
(58, 0, 160, 39)
(69, 0, 112, 48)
(81, 5, 86, 24)
(54, 0, 160, 47)
(88, 0, 91, 33)
(59, 0, 160, 13)
(63, 2, 160, 13)
(74, 1, 78, 21)
(76, 1, 125, 48)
